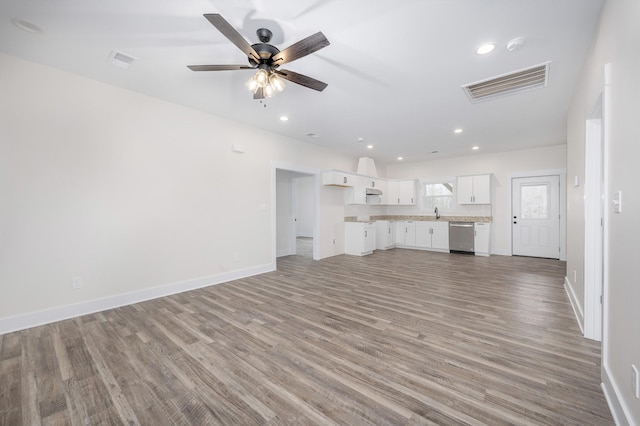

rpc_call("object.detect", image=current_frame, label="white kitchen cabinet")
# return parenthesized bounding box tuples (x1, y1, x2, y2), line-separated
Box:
(415, 221, 449, 251)
(394, 220, 416, 246)
(387, 180, 416, 205)
(394, 221, 406, 245)
(344, 222, 376, 256)
(345, 186, 367, 205)
(457, 174, 491, 204)
(375, 221, 394, 250)
(474, 222, 491, 256)
(322, 171, 355, 187)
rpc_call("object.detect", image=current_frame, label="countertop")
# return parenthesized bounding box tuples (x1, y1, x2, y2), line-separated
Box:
(344, 215, 492, 223)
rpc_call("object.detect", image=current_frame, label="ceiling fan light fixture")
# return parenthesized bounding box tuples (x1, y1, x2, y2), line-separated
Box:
(270, 74, 285, 92)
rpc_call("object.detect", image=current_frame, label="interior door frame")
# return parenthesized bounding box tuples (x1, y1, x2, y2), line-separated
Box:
(584, 97, 604, 342)
(271, 161, 321, 265)
(507, 169, 566, 260)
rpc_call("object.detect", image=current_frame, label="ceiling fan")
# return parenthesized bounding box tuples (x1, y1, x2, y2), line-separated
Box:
(188, 14, 330, 99)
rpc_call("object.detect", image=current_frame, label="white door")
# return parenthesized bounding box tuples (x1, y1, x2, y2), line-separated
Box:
(512, 176, 560, 258)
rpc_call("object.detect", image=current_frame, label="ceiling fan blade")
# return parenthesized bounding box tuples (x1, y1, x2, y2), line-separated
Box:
(203, 13, 260, 62)
(276, 69, 328, 92)
(188, 65, 254, 71)
(271, 32, 330, 66)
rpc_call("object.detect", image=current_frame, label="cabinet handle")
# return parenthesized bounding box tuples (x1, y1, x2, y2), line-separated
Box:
(364, 230, 367, 237)
(372, 181, 375, 187)
(388, 228, 391, 234)
(343, 176, 347, 184)
(398, 197, 400, 204)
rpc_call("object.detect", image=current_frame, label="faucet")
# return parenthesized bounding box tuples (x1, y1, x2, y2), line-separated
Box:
(434, 207, 440, 219)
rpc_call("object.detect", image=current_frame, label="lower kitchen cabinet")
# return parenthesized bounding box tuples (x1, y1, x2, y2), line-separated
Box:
(415, 221, 449, 251)
(344, 222, 376, 256)
(474, 222, 491, 256)
(375, 221, 394, 250)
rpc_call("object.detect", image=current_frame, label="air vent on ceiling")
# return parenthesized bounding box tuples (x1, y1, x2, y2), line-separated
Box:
(109, 51, 136, 69)
(462, 62, 550, 103)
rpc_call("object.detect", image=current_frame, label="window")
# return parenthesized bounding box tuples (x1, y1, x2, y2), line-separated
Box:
(520, 184, 549, 219)
(423, 181, 454, 211)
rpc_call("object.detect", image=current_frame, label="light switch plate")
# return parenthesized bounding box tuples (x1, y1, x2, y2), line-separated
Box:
(633, 364, 640, 399)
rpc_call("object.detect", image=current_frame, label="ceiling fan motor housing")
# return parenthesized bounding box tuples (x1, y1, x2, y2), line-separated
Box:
(248, 42, 281, 67)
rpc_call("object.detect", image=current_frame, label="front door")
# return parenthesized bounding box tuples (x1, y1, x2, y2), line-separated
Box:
(512, 176, 560, 258)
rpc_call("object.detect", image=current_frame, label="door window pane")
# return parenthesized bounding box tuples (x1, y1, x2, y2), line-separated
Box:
(521, 184, 548, 219)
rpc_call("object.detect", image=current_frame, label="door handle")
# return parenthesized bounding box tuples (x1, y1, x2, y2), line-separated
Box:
(513, 221, 517, 224)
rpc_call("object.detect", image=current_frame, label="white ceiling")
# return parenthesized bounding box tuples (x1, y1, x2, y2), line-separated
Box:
(0, 0, 603, 166)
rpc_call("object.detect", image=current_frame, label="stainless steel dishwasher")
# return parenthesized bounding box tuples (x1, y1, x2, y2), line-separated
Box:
(449, 222, 475, 254)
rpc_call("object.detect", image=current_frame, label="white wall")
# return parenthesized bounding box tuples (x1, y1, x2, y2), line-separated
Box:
(567, 0, 640, 423)
(385, 145, 567, 256)
(0, 53, 353, 331)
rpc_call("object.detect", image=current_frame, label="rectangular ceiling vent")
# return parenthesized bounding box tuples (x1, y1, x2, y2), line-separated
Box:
(109, 50, 136, 69)
(462, 62, 550, 103)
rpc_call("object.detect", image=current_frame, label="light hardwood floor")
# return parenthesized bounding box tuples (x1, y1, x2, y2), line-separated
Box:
(0, 249, 613, 425)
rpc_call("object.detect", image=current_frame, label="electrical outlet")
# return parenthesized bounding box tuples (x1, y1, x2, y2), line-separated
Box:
(573, 270, 577, 282)
(332, 238, 336, 244)
(632, 365, 640, 399)
(72, 276, 82, 289)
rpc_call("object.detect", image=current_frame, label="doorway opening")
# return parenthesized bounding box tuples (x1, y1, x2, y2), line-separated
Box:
(273, 165, 319, 264)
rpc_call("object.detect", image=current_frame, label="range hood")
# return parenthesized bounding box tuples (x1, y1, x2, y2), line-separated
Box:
(366, 187, 383, 195)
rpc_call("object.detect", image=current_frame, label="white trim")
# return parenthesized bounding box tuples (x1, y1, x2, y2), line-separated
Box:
(0, 263, 274, 335)
(564, 276, 584, 334)
(506, 169, 566, 260)
(584, 100, 604, 342)
(602, 364, 633, 426)
(601, 63, 612, 368)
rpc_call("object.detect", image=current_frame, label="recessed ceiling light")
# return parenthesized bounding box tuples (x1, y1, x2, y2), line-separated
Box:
(472, 146, 480, 150)
(366, 144, 373, 149)
(454, 128, 463, 134)
(397, 156, 404, 161)
(305, 132, 319, 138)
(280, 116, 289, 121)
(11, 18, 42, 34)
(357, 137, 365, 143)
(476, 43, 495, 55)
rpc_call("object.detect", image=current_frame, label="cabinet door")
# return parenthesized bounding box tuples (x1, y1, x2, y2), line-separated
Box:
(404, 221, 416, 246)
(364, 225, 376, 252)
(322, 171, 353, 186)
(386, 223, 394, 247)
(415, 222, 431, 248)
(457, 176, 474, 203)
(399, 180, 416, 205)
(394, 221, 405, 245)
(474, 222, 491, 256)
(387, 181, 400, 204)
(430, 222, 450, 250)
(472, 175, 491, 204)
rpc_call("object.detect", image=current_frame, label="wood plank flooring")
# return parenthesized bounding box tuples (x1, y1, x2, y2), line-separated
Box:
(0, 249, 613, 425)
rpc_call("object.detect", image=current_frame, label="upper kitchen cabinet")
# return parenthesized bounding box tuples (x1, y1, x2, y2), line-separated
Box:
(457, 174, 491, 204)
(387, 180, 416, 205)
(322, 171, 354, 187)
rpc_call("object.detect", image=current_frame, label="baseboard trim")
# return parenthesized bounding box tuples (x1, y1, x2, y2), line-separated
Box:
(564, 276, 584, 335)
(602, 364, 633, 425)
(0, 262, 275, 335)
